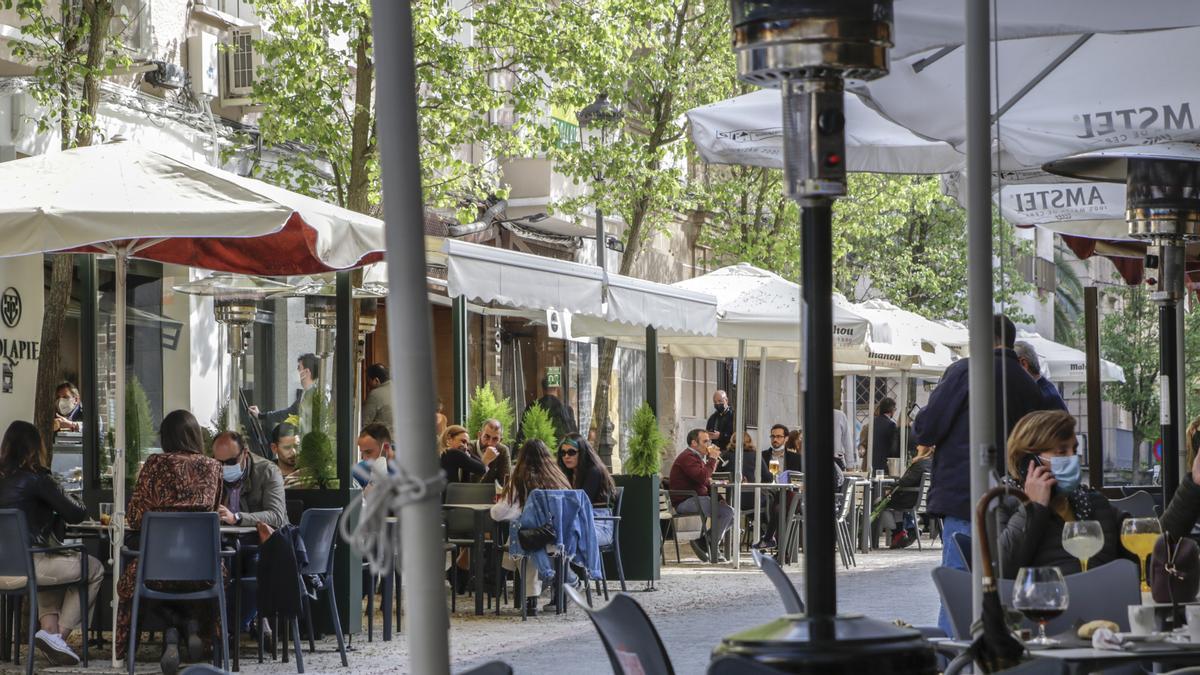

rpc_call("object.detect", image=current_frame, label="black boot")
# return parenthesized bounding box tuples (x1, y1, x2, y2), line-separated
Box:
(525, 597, 538, 617)
(160, 628, 181, 675)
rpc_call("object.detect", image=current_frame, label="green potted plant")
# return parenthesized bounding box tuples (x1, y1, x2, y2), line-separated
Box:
(613, 402, 666, 582)
(296, 389, 338, 488)
(465, 383, 515, 446)
(124, 375, 154, 484)
(520, 403, 558, 449)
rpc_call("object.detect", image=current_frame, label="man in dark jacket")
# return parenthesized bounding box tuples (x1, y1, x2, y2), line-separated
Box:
(914, 314, 1054, 634)
(1014, 341, 1069, 412)
(706, 390, 736, 452)
(866, 397, 900, 475)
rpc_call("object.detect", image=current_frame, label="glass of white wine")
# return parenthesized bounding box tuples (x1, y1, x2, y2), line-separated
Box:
(1120, 517, 1162, 593)
(768, 458, 781, 480)
(1061, 520, 1103, 572)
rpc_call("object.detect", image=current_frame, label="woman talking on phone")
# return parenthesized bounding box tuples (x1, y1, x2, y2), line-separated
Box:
(994, 410, 1129, 577)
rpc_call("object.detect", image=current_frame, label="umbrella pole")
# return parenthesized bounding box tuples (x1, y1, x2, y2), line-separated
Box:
(111, 246, 128, 668)
(899, 371, 909, 473)
(862, 367, 876, 552)
(370, 0, 451, 672)
(732, 338, 746, 568)
(965, 0, 995, 624)
(754, 346, 768, 544)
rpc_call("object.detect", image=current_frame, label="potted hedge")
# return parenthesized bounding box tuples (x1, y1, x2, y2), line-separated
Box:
(520, 403, 558, 448)
(612, 403, 666, 583)
(465, 384, 515, 446)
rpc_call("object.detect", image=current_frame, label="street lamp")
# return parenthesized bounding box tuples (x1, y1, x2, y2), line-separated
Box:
(576, 93, 623, 275)
(577, 93, 623, 468)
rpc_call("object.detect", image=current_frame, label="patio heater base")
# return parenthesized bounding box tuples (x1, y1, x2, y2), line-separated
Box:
(713, 614, 936, 674)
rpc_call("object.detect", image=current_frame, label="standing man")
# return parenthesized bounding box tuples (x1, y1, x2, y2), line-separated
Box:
(915, 314, 1052, 635)
(1014, 341, 1068, 411)
(866, 397, 900, 475)
(468, 419, 512, 485)
(706, 390, 736, 452)
(669, 429, 733, 563)
(250, 353, 323, 435)
(524, 376, 577, 441)
(833, 408, 855, 471)
(362, 363, 394, 437)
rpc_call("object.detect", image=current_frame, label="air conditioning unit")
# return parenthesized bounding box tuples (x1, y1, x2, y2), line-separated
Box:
(220, 25, 262, 106)
(145, 61, 187, 90)
(187, 33, 220, 98)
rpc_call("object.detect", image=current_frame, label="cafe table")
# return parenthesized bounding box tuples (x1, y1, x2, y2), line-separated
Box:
(709, 479, 803, 565)
(933, 636, 1200, 675)
(441, 503, 495, 615)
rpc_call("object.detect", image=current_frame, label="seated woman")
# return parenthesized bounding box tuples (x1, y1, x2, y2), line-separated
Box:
(995, 410, 1128, 578)
(556, 433, 616, 546)
(115, 410, 222, 673)
(439, 424, 498, 483)
(0, 420, 103, 666)
(1162, 448, 1200, 541)
(491, 439, 571, 616)
(876, 445, 934, 549)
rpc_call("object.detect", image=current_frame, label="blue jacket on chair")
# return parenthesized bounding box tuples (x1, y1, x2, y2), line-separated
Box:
(509, 489, 601, 581)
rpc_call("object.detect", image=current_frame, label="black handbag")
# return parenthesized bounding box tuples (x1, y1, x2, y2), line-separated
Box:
(517, 524, 555, 551)
(1149, 533, 1200, 604)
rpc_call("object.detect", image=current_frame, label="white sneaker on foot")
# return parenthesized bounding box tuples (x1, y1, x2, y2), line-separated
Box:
(34, 630, 80, 666)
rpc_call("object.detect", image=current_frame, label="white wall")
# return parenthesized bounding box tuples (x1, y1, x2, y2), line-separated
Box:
(0, 255, 45, 434)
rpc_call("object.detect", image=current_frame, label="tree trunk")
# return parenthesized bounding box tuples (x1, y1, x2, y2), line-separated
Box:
(346, 16, 374, 215)
(35, 256, 75, 450)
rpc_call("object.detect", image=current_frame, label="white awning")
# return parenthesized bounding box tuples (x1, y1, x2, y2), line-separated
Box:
(605, 273, 718, 336)
(443, 239, 718, 335)
(445, 239, 604, 318)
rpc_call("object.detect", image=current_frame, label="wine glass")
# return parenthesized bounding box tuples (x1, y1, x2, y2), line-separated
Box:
(1011, 566, 1069, 646)
(768, 458, 781, 480)
(1120, 517, 1162, 593)
(1061, 520, 1103, 572)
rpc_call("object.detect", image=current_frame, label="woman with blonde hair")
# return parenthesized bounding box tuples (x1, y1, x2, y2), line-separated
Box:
(994, 410, 1128, 577)
(877, 444, 935, 548)
(438, 424, 498, 483)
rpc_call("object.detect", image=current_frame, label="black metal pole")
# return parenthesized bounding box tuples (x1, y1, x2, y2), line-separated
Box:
(801, 199, 835, 620)
(1161, 303, 1180, 504)
(80, 255, 99, 513)
(1085, 287, 1103, 489)
(452, 295, 468, 426)
(646, 326, 658, 416)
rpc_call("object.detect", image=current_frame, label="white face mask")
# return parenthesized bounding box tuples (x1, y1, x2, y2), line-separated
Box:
(57, 397, 75, 416)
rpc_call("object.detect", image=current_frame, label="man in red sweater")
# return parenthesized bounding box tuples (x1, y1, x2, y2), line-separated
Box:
(669, 428, 733, 563)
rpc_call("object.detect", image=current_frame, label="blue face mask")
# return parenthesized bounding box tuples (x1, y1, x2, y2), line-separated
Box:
(222, 464, 244, 483)
(1048, 455, 1081, 493)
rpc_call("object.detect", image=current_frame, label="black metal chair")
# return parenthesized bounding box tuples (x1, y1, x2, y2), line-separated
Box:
(595, 486, 626, 599)
(0, 509, 91, 674)
(180, 665, 226, 674)
(125, 512, 228, 675)
(444, 483, 503, 611)
(886, 471, 930, 550)
(297, 507, 348, 667)
(751, 550, 803, 614)
(564, 585, 674, 675)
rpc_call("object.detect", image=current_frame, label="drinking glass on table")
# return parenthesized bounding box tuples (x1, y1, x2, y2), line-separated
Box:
(1061, 520, 1103, 572)
(99, 502, 113, 526)
(1011, 566, 1069, 646)
(768, 458, 781, 479)
(874, 469, 885, 481)
(1120, 517, 1162, 592)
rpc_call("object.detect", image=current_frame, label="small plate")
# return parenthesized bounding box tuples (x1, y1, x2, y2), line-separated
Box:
(1115, 632, 1167, 643)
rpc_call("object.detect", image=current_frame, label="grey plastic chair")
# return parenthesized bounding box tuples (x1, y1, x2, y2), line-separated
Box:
(565, 585, 674, 675)
(1111, 490, 1157, 518)
(0, 509, 91, 674)
(952, 531, 972, 572)
(458, 661, 514, 675)
(932, 559, 1140, 640)
(180, 665, 227, 674)
(297, 508, 348, 667)
(125, 512, 228, 675)
(751, 550, 804, 614)
(708, 654, 784, 673)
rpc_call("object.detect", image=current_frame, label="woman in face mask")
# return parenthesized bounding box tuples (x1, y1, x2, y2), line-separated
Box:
(994, 410, 1132, 578)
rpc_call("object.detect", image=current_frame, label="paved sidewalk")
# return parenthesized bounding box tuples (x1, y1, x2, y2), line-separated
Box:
(7, 547, 941, 674)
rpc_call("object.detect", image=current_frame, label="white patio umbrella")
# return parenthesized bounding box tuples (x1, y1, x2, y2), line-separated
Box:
(1016, 331, 1125, 384)
(0, 141, 384, 666)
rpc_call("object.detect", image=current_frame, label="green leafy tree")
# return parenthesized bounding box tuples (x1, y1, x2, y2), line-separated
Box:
(519, 403, 558, 449)
(1054, 245, 1085, 348)
(5, 0, 129, 447)
(466, 384, 515, 447)
(624, 403, 666, 476)
(1101, 283, 1159, 483)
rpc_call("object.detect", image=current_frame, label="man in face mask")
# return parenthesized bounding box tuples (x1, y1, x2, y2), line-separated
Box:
(355, 423, 395, 489)
(52, 381, 85, 434)
(706, 390, 736, 452)
(213, 431, 287, 529)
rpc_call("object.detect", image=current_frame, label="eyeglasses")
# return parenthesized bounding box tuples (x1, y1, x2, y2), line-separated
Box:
(558, 448, 578, 457)
(770, 433, 786, 439)
(220, 455, 241, 466)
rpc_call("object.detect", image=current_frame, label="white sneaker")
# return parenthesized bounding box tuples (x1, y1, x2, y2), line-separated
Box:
(34, 629, 80, 666)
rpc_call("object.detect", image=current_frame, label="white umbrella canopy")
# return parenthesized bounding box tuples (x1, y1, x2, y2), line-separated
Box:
(1017, 331, 1126, 384)
(687, 89, 965, 174)
(849, 299, 959, 372)
(0, 141, 385, 666)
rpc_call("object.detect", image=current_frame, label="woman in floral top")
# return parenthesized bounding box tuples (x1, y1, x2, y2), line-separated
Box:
(114, 410, 222, 672)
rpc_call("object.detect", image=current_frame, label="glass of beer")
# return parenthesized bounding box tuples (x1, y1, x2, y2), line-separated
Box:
(768, 458, 781, 480)
(1120, 517, 1162, 592)
(99, 502, 113, 526)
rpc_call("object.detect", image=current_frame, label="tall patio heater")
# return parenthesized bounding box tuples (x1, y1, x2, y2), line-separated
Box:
(1046, 146, 1200, 504)
(174, 273, 295, 434)
(712, 2, 935, 672)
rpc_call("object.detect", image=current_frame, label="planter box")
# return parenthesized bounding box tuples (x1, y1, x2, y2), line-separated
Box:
(610, 474, 661, 582)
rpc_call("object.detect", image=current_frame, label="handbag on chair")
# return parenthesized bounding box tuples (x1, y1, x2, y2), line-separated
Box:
(1149, 533, 1200, 604)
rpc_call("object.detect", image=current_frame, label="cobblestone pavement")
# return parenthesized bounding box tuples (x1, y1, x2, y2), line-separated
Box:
(9, 545, 942, 674)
